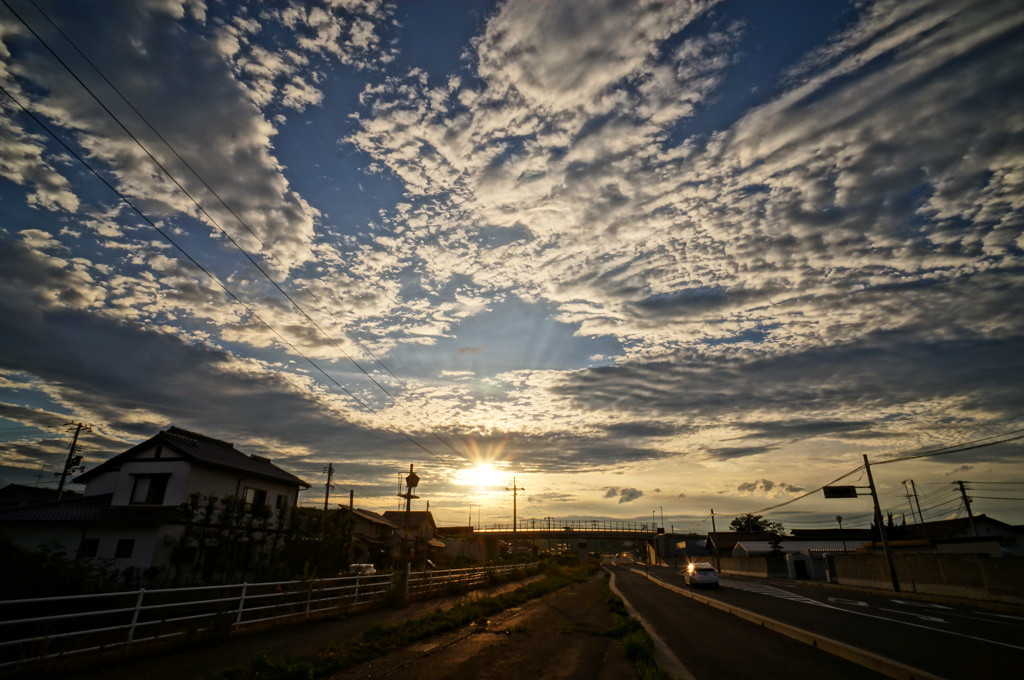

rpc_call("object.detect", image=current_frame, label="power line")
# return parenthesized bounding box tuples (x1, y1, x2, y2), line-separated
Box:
(873, 429, 1024, 466)
(714, 426, 1024, 521)
(2, 0, 467, 463)
(0, 82, 453, 465)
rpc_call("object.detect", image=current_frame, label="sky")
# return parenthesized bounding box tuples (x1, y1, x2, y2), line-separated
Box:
(1, 0, 1022, 533)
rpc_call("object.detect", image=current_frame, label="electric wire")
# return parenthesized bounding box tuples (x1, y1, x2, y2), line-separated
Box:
(710, 426, 1024, 526)
(0, 82, 452, 466)
(3, 0, 467, 462)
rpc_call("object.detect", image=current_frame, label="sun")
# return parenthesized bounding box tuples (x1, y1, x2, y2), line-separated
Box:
(453, 464, 505, 488)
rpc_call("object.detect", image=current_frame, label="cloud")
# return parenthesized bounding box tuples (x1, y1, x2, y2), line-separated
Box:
(1, 0, 1022, 523)
(604, 486, 644, 504)
(617, 487, 644, 504)
(0, 104, 79, 212)
(345, 0, 1024, 373)
(737, 479, 806, 496)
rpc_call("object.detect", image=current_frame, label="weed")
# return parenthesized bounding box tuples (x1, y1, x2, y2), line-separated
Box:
(204, 563, 595, 680)
(600, 571, 672, 680)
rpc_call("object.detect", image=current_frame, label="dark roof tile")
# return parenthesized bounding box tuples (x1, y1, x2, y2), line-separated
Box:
(76, 426, 308, 488)
(0, 494, 184, 525)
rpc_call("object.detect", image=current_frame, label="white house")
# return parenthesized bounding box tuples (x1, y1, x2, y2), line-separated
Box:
(0, 426, 308, 580)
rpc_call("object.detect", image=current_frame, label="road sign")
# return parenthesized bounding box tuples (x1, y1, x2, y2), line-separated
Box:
(823, 485, 859, 499)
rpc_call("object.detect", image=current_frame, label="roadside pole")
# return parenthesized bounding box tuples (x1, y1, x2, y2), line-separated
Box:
(863, 454, 900, 592)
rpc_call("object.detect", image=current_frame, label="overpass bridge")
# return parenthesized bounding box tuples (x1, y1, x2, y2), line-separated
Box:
(441, 519, 661, 542)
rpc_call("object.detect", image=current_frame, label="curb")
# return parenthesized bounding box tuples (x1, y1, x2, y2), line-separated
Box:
(603, 566, 695, 680)
(641, 570, 943, 680)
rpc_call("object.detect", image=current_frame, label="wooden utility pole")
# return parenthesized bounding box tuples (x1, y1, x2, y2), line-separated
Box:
(954, 481, 978, 537)
(323, 463, 334, 512)
(57, 422, 90, 500)
(321, 463, 334, 538)
(909, 479, 928, 540)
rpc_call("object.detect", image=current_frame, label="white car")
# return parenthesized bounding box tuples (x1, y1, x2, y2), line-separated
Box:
(684, 562, 720, 588)
(349, 563, 377, 575)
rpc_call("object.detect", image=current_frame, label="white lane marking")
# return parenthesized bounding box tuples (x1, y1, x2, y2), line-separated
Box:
(827, 597, 868, 607)
(681, 578, 1024, 652)
(887, 600, 952, 610)
(720, 580, 831, 607)
(879, 608, 948, 623)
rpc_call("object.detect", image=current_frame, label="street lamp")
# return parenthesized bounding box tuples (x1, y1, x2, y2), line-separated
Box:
(399, 464, 420, 566)
(836, 515, 847, 552)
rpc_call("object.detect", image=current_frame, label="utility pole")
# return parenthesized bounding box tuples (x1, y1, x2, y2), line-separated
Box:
(954, 481, 978, 537)
(710, 509, 720, 571)
(507, 477, 524, 558)
(909, 479, 928, 541)
(57, 422, 90, 500)
(905, 481, 921, 522)
(651, 510, 658, 565)
(321, 463, 334, 538)
(323, 463, 334, 512)
(864, 454, 900, 592)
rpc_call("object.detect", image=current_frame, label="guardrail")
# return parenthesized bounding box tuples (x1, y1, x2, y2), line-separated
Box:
(0, 563, 537, 670)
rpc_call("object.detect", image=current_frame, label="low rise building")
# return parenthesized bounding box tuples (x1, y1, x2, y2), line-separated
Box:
(0, 426, 308, 583)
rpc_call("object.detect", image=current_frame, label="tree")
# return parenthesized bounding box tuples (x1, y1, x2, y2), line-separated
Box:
(728, 513, 785, 536)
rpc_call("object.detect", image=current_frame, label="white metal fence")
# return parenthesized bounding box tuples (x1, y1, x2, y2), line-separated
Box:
(0, 563, 537, 670)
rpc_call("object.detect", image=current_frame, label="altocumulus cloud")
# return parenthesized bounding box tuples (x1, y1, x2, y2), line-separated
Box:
(605, 487, 645, 504)
(737, 480, 806, 497)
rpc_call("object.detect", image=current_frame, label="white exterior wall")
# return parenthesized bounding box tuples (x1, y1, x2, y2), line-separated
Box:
(110, 459, 192, 506)
(78, 525, 163, 572)
(81, 474, 117, 496)
(183, 467, 298, 512)
(6, 444, 303, 575)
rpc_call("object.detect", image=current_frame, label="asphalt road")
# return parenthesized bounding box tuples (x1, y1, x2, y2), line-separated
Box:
(609, 560, 1024, 679)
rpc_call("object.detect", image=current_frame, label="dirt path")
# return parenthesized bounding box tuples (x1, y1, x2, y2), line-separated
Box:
(60, 575, 547, 680)
(330, 574, 636, 680)
(59, 571, 635, 680)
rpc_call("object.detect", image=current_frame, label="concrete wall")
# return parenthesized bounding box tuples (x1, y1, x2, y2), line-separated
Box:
(718, 555, 768, 577)
(833, 554, 1024, 604)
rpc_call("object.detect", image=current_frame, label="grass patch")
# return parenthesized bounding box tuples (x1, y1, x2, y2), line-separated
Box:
(204, 562, 595, 680)
(601, 572, 672, 680)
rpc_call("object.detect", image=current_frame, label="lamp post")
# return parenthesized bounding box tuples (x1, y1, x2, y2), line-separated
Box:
(398, 464, 420, 566)
(506, 477, 524, 560)
(651, 510, 658, 565)
(836, 515, 847, 552)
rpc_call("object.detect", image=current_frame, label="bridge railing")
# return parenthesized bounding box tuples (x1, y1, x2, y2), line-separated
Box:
(472, 519, 659, 533)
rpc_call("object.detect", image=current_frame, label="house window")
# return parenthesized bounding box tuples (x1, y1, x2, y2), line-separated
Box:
(79, 538, 99, 558)
(275, 494, 289, 509)
(115, 538, 135, 559)
(130, 474, 170, 505)
(243, 487, 267, 507)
